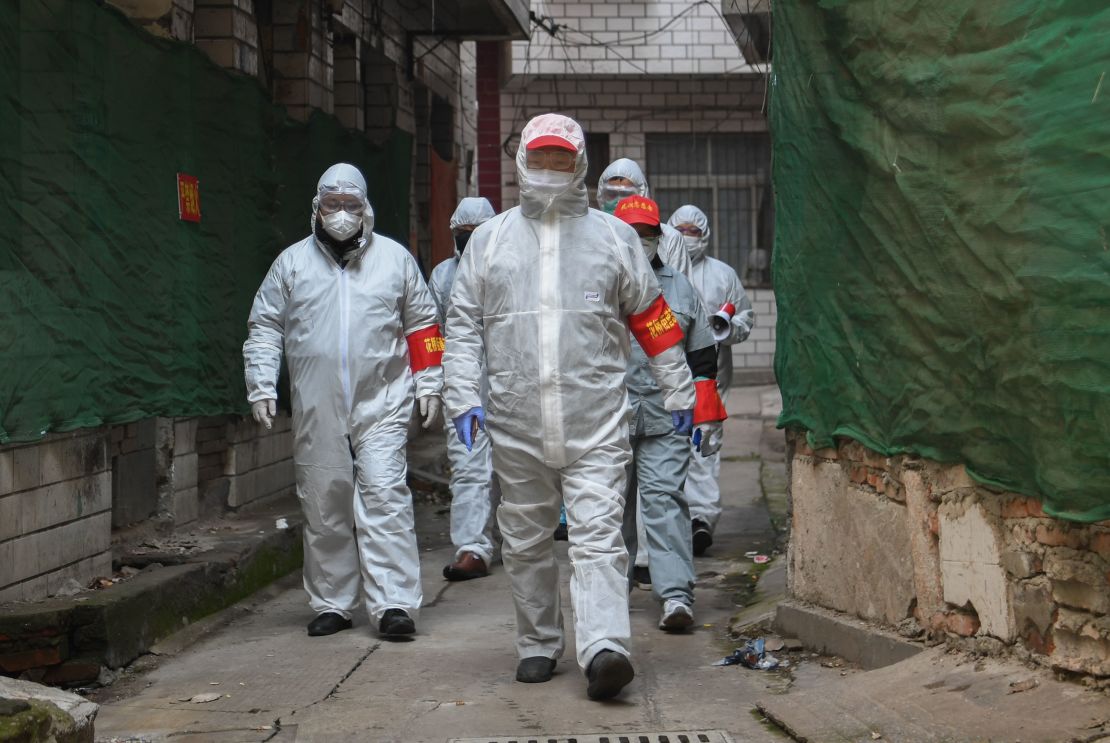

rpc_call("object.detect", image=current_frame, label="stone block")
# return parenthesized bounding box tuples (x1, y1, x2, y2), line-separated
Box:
(13, 445, 40, 493)
(0, 449, 13, 495)
(1091, 530, 1110, 561)
(225, 470, 258, 509)
(173, 452, 199, 491)
(225, 440, 257, 475)
(125, 419, 156, 446)
(111, 447, 157, 528)
(196, 37, 236, 67)
(173, 418, 198, 455)
(1051, 580, 1110, 615)
(789, 460, 915, 626)
(1035, 523, 1087, 550)
(193, 6, 233, 36)
(10, 472, 111, 540)
(939, 500, 1014, 641)
(2, 517, 111, 594)
(1000, 550, 1041, 579)
(172, 487, 199, 526)
(1051, 608, 1110, 676)
(1010, 577, 1054, 636)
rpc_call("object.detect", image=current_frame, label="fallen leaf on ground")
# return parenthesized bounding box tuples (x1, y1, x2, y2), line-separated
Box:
(871, 732, 882, 740)
(1008, 678, 1038, 694)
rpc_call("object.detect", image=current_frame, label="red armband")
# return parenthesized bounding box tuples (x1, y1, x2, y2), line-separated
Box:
(406, 324, 445, 372)
(693, 378, 728, 424)
(628, 295, 684, 357)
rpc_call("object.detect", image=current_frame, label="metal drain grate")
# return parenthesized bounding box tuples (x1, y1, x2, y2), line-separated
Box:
(448, 731, 734, 743)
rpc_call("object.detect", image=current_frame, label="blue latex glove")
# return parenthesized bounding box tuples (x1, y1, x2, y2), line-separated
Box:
(452, 406, 486, 451)
(671, 409, 694, 435)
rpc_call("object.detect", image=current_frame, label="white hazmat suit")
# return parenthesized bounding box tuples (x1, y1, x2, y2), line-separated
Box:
(443, 115, 696, 675)
(428, 197, 499, 568)
(244, 163, 444, 628)
(667, 204, 754, 538)
(597, 158, 691, 277)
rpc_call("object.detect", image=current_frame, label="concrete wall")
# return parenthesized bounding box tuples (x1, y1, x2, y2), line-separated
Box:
(0, 433, 112, 603)
(0, 416, 291, 603)
(787, 431, 1110, 678)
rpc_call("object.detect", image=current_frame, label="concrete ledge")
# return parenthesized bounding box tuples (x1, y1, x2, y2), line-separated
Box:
(0, 503, 303, 685)
(0, 675, 98, 741)
(773, 599, 923, 670)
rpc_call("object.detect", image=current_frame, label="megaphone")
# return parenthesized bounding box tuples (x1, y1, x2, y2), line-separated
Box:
(710, 303, 736, 343)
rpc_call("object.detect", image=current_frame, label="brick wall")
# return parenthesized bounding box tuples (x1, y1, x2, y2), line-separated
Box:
(732, 287, 775, 373)
(498, 74, 767, 207)
(787, 432, 1110, 678)
(0, 433, 112, 603)
(516, 0, 759, 76)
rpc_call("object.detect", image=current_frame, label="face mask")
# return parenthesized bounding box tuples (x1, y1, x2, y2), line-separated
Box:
(640, 236, 659, 261)
(599, 185, 637, 214)
(454, 231, 471, 255)
(683, 233, 708, 263)
(527, 169, 575, 196)
(321, 210, 361, 242)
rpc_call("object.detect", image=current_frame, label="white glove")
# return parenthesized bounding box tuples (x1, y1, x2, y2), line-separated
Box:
(418, 394, 443, 430)
(694, 421, 723, 457)
(251, 399, 276, 430)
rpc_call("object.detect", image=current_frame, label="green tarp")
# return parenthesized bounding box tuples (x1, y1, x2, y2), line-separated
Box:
(771, 1, 1110, 522)
(0, 0, 412, 443)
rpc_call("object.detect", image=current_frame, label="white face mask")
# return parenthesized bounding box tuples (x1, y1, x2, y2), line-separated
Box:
(640, 236, 660, 261)
(321, 210, 362, 242)
(527, 169, 575, 196)
(683, 233, 708, 263)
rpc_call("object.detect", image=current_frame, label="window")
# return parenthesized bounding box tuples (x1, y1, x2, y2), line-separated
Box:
(647, 133, 773, 287)
(584, 131, 611, 197)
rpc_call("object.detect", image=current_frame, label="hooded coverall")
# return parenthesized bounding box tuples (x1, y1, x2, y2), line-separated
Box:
(443, 114, 696, 670)
(244, 163, 444, 624)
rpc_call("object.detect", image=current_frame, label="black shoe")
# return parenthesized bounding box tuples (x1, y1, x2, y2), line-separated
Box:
(692, 520, 713, 556)
(379, 608, 416, 637)
(515, 656, 557, 683)
(586, 650, 634, 700)
(631, 565, 652, 590)
(307, 612, 352, 637)
(553, 522, 568, 541)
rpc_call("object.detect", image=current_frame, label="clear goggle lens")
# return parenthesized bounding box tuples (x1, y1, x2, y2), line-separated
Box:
(525, 150, 576, 170)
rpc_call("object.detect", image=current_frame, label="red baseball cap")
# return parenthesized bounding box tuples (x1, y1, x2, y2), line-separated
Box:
(614, 196, 661, 227)
(526, 134, 578, 152)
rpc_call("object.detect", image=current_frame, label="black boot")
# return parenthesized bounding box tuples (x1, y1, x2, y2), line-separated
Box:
(515, 656, 557, 683)
(586, 650, 634, 700)
(307, 612, 352, 637)
(692, 519, 713, 556)
(379, 608, 416, 637)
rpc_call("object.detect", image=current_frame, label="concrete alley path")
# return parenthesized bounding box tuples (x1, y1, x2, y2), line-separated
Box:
(93, 386, 786, 743)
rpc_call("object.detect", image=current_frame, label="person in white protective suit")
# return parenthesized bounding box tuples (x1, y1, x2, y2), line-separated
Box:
(613, 195, 728, 632)
(596, 158, 691, 277)
(428, 196, 500, 581)
(243, 163, 445, 638)
(443, 114, 697, 701)
(667, 204, 755, 556)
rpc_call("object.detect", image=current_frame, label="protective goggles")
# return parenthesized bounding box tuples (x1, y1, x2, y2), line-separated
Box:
(318, 187, 366, 215)
(674, 223, 704, 237)
(525, 149, 577, 170)
(598, 183, 638, 203)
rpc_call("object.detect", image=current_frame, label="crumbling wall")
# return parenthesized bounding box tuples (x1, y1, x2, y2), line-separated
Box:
(788, 429, 1110, 680)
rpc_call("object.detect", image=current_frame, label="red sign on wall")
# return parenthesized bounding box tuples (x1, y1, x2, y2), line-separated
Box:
(177, 173, 201, 222)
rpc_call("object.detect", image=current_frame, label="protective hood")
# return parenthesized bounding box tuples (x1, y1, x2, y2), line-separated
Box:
(516, 114, 589, 219)
(311, 163, 376, 257)
(597, 158, 649, 198)
(449, 197, 496, 230)
(668, 204, 712, 264)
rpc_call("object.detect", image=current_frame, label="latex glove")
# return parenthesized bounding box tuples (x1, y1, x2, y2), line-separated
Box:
(452, 406, 486, 451)
(251, 399, 276, 430)
(418, 395, 443, 430)
(671, 409, 694, 435)
(693, 422, 724, 457)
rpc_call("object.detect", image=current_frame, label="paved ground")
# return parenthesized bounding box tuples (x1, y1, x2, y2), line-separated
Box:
(92, 385, 791, 743)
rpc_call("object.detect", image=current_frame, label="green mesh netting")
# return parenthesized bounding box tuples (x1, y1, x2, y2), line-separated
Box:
(771, 1, 1110, 522)
(0, 0, 412, 443)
